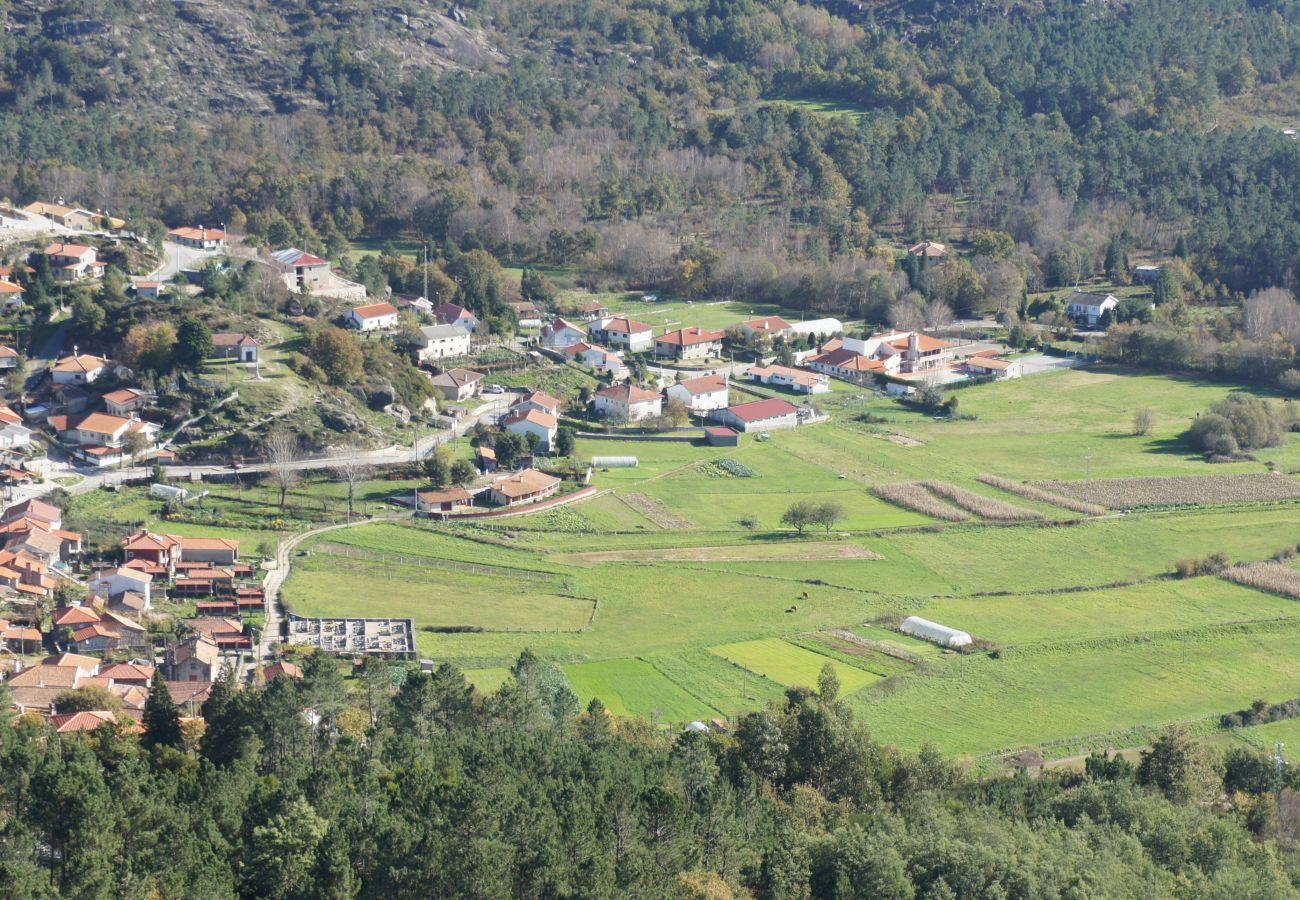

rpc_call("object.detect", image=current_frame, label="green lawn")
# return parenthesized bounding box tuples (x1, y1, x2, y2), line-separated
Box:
(710, 638, 882, 695)
(564, 658, 720, 721)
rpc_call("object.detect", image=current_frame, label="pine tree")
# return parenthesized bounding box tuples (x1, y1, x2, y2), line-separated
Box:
(142, 672, 183, 752)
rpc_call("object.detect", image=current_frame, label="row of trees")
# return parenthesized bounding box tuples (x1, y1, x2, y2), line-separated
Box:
(0, 649, 1296, 898)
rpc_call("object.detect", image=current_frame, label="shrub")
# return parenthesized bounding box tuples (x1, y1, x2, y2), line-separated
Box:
(1186, 393, 1287, 457)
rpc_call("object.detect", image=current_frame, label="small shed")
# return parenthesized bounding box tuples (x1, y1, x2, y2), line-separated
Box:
(704, 426, 739, 447)
(591, 456, 638, 468)
(900, 615, 972, 648)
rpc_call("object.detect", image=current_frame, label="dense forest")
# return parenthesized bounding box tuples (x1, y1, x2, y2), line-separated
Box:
(2, 655, 1299, 898)
(4, 0, 1300, 317)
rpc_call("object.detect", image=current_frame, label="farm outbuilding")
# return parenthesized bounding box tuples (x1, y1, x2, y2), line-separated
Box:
(901, 616, 972, 648)
(592, 456, 638, 468)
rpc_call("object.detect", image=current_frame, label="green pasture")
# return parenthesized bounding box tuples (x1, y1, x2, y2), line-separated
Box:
(1238, 718, 1300, 761)
(564, 658, 719, 721)
(710, 638, 882, 695)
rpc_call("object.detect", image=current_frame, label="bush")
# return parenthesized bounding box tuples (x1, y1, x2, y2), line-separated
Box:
(1186, 393, 1286, 457)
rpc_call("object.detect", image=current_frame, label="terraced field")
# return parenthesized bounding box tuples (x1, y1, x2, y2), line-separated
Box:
(267, 366, 1300, 761)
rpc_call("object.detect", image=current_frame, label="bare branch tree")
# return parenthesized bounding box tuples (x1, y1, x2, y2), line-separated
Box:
(330, 443, 373, 523)
(265, 429, 301, 512)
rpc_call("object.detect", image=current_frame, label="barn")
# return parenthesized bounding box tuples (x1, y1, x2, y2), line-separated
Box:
(900, 615, 972, 648)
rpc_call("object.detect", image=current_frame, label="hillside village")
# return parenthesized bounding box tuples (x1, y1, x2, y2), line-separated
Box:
(0, 194, 1113, 731)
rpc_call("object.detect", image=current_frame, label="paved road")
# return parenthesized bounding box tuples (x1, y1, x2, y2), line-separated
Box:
(147, 241, 223, 282)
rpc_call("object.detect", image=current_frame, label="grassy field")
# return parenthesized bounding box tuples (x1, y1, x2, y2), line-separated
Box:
(710, 638, 882, 695)
(1238, 718, 1300, 761)
(263, 364, 1300, 757)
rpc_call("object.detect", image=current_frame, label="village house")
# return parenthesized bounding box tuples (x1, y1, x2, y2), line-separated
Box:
(908, 240, 947, 267)
(122, 528, 182, 578)
(591, 316, 654, 353)
(577, 301, 609, 321)
(512, 390, 562, 418)
(211, 332, 260, 363)
(271, 248, 331, 290)
(0, 280, 23, 309)
(655, 327, 726, 360)
(1065, 291, 1119, 326)
(429, 367, 485, 403)
(0, 346, 18, 371)
(415, 487, 473, 516)
(412, 324, 471, 363)
(51, 353, 108, 385)
(434, 303, 481, 333)
(965, 355, 1023, 380)
(262, 661, 304, 681)
(43, 242, 105, 281)
(508, 301, 543, 323)
(89, 566, 152, 610)
(710, 397, 801, 432)
(167, 634, 220, 682)
(502, 407, 558, 451)
(0, 404, 32, 449)
(476, 445, 498, 473)
(2, 499, 61, 531)
(812, 331, 952, 378)
(346, 301, 401, 332)
(48, 412, 158, 465)
(69, 611, 147, 653)
(394, 293, 435, 316)
(488, 468, 561, 507)
(560, 341, 625, 377)
(747, 364, 831, 394)
(179, 537, 239, 567)
(595, 383, 662, 422)
(666, 374, 730, 413)
(740, 316, 793, 342)
(188, 616, 251, 650)
(806, 347, 888, 382)
(0, 619, 42, 654)
(102, 388, 146, 416)
(25, 202, 123, 231)
(167, 226, 227, 250)
(540, 317, 586, 348)
(132, 280, 163, 299)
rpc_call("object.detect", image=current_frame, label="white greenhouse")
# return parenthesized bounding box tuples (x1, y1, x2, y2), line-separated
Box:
(789, 317, 843, 337)
(591, 456, 639, 468)
(900, 615, 972, 648)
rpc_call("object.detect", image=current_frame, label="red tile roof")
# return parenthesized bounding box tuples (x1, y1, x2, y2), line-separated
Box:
(722, 398, 799, 423)
(351, 302, 399, 319)
(674, 374, 728, 395)
(596, 384, 660, 404)
(656, 327, 725, 346)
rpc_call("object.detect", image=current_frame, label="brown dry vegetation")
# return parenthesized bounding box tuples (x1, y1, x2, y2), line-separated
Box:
(920, 481, 1043, 522)
(1222, 562, 1300, 599)
(976, 474, 1107, 516)
(872, 483, 971, 522)
(1033, 474, 1300, 509)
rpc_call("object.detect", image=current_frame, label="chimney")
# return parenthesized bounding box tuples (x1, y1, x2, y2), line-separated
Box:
(908, 332, 919, 354)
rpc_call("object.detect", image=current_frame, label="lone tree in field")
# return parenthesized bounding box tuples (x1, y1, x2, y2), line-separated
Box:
(1133, 407, 1155, 436)
(265, 429, 301, 511)
(813, 501, 845, 534)
(330, 444, 373, 522)
(781, 500, 818, 534)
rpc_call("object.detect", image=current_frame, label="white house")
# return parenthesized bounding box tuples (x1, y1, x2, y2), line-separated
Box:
(666, 374, 729, 412)
(709, 397, 800, 432)
(594, 384, 662, 422)
(501, 407, 558, 451)
(434, 303, 481, 333)
(48, 411, 158, 452)
(44, 243, 105, 282)
(740, 316, 793, 342)
(1065, 291, 1119, 326)
(541, 318, 587, 349)
(747, 364, 830, 394)
(89, 567, 152, 610)
(211, 333, 260, 363)
(51, 354, 108, 385)
(591, 316, 654, 353)
(0, 405, 32, 449)
(271, 248, 331, 290)
(102, 388, 147, 416)
(965, 356, 1023, 380)
(167, 227, 227, 250)
(512, 390, 562, 418)
(560, 342, 624, 377)
(0, 346, 17, 370)
(346, 302, 401, 332)
(133, 280, 163, 299)
(413, 325, 472, 363)
(0, 280, 23, 309)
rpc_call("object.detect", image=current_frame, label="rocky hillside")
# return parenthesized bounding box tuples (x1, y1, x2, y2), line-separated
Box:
(3, 0, 506, 120)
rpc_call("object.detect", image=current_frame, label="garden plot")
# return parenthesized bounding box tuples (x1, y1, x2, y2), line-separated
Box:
(1222, 562, 1300, 599)
(1034, 474, 1300, 509)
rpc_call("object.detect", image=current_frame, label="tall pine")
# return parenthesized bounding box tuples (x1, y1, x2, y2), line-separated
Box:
(142, 672, 183, 752)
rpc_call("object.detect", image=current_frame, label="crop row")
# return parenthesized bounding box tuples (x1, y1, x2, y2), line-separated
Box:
(920, 481, 1043, 522)
(872, 483, 971, 522)
(976, 474, 1106, 516)
(1222, 562, 1300, 600)
(1033, 474, 1300, 509)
